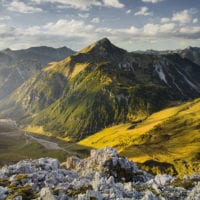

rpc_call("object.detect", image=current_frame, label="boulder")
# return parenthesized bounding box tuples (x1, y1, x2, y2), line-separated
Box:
(70, 147, 151, 182)
(154, 174, 173, 186)
(39, 187, 56, 200)
(38, 158, 59, 171)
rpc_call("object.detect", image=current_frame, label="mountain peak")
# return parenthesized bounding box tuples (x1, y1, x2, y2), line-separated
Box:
(95, 37, 111, 46)
(80, 38, 126, 56)
(2, 48, 12, 53)
(92, 37, 121, 51)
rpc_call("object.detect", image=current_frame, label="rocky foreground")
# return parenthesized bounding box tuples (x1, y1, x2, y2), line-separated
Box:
(0, 148, 200, 200)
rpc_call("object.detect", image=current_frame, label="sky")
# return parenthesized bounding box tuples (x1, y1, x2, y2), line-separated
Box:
(0, 0, 200, 51)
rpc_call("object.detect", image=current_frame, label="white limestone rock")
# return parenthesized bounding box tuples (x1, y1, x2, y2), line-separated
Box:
(0, 148, 200, 200)
(141, 190, 159, 200)
(187, 182, 200, 200)
(0, 186, 10, 200)
(39, 187, 56, 200)
(78, 190, 103, 200)
(38, 158, 59, 171)
(154, 174, 173, 186)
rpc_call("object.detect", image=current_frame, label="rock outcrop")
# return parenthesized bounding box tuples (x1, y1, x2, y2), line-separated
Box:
(0, 147, 199, 199)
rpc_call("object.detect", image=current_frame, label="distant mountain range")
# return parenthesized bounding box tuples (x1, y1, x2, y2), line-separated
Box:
(0, 38, 199, 141)
(175, 46, 200, 66)
(0, 46, 75, 99)
(139, 46, 200, 66)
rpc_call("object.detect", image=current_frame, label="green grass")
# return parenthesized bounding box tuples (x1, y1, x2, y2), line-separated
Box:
(79, 98, 200, 176)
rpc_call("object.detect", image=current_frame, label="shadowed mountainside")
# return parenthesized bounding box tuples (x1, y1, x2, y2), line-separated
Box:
(0, 46, 75, 99)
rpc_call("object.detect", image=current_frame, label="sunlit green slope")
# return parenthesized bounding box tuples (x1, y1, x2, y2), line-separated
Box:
(79, 98, 200, 176)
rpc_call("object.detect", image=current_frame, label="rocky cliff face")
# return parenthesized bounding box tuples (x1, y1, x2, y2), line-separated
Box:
(0, 148, 199, 200)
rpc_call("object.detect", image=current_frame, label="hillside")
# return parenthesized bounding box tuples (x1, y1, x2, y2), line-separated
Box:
(0, 46, 74, 99)
(0, 38, 200, 141)
(79, 98, 200, 176)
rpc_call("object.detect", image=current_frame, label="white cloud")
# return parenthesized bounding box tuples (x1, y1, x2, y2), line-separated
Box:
(0, 19, 95, 39)
(78, 13, 89, 19)
(172, 9, 197, 24)
(179, 26, 200, 36)
(0, 24, 16, 35)
(143, 24, 159, 35)
(135, 7, 152, 16)
(31, 0, 124, 10)
(161, 18, 170, 23)
(0, 19, 97, 50)
(91, 18, 100, 24)
(126, 9, 131, 14)
(1, 18, 200, 51)
(160, 23, 176, 33)
(96, 22, 200, 41)
(102, 0, 124, 8)
(142, 0, 163, 3)
(147, 23, 176, 36)
(160, 9, 198, 25)
(8, 0, 42, 13)
(0, 16, 11, 20)
(32, 0, 101, 10)
(193, 18, 198, 24)
(41, 19, 94, 37)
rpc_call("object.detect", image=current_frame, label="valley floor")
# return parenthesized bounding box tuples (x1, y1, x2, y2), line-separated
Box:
(0, 119, 89, 167)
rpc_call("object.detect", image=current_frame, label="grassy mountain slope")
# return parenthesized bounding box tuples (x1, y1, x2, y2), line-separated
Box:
(79, 98, 200, 176)
(0, 38, 200, 141)
(31, 60, 169, 140)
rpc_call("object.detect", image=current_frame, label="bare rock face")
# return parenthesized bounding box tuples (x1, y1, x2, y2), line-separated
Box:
(0, 148, 200, 200)
(65, 147, 151, 182)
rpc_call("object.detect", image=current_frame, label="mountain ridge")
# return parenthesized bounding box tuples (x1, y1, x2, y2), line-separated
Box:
(138, 46, 200, 66)
(0, 38, 200, 141)
(0, 46, 75, 100)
